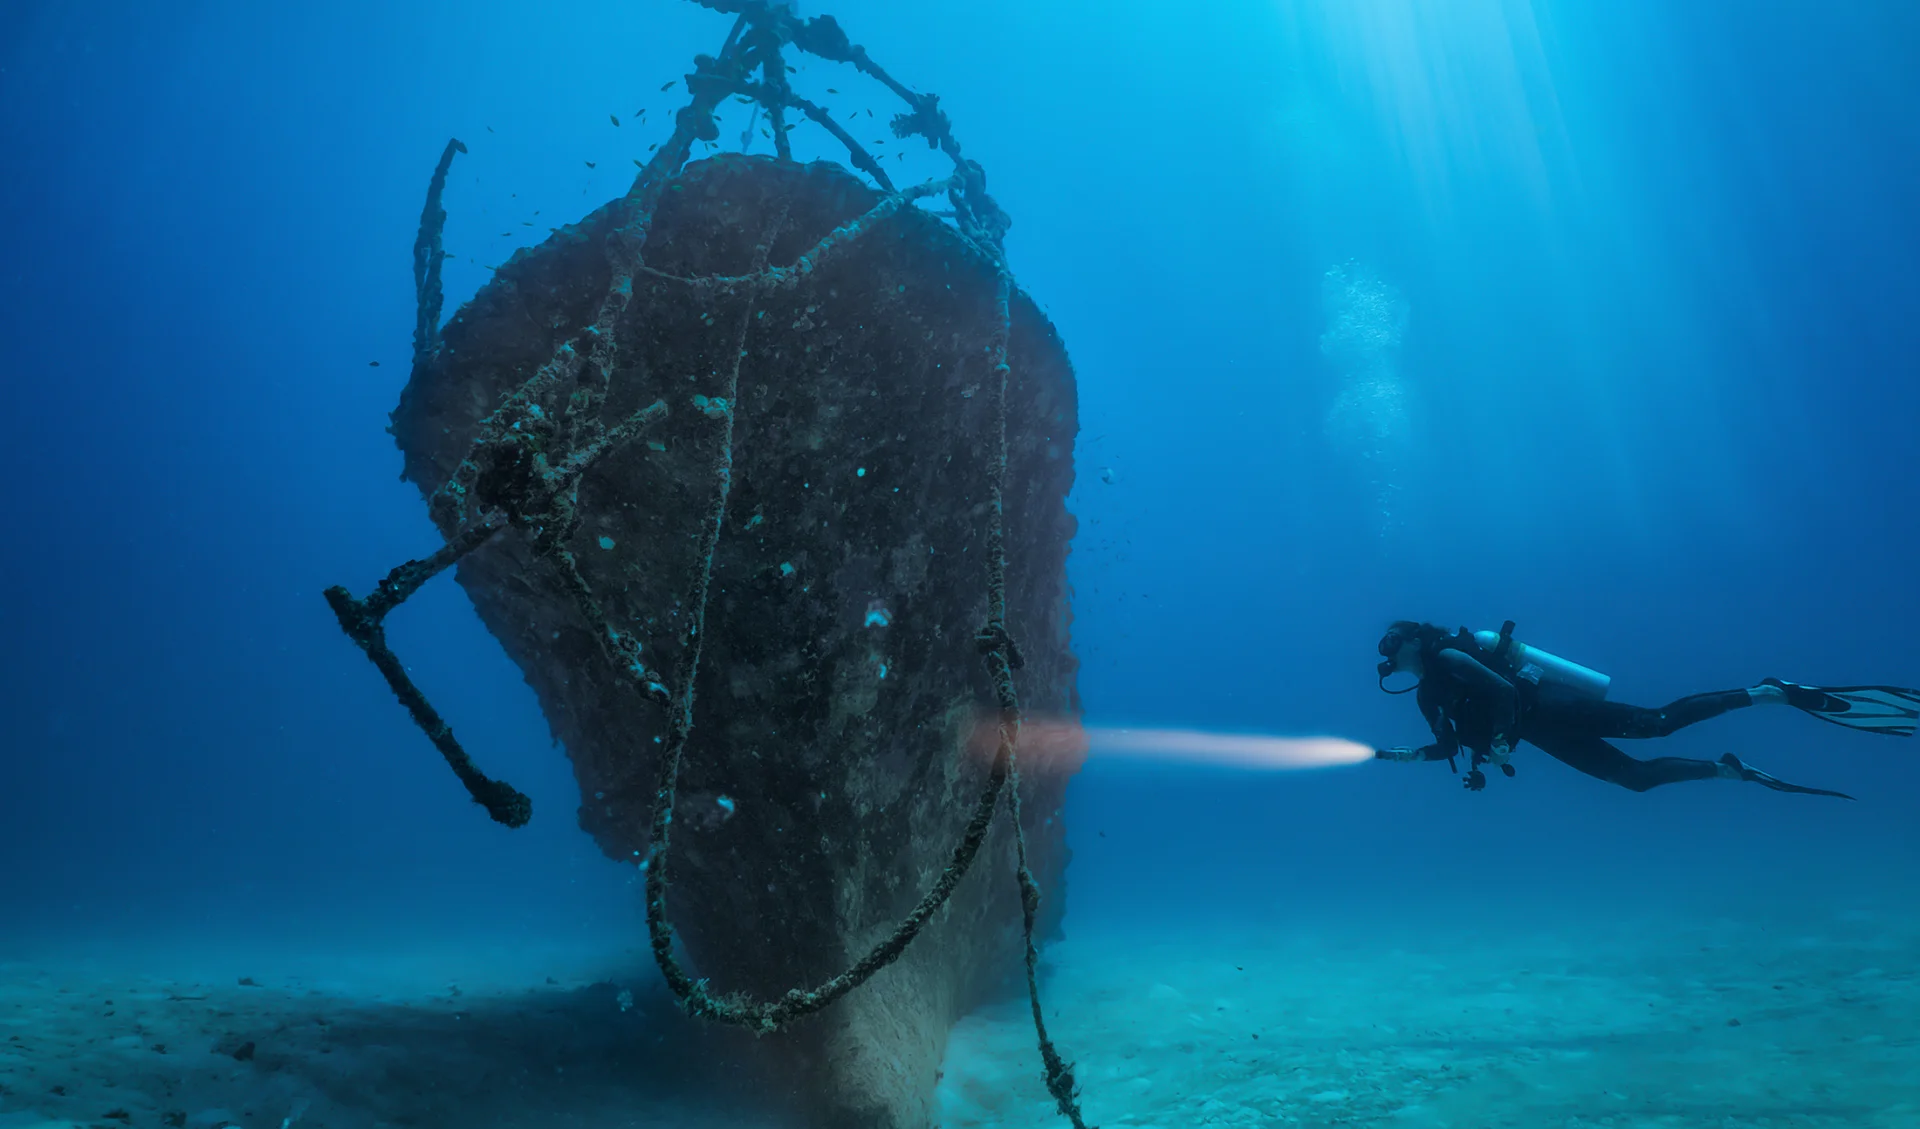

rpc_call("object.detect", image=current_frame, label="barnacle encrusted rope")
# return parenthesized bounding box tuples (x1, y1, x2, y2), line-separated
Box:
(324, 134, 532, 828)
(326, 4, 1090, 1123)
(979, 261, 1088, 1127)
(323, 525, 530, 827)
(412, 137, 465, 364)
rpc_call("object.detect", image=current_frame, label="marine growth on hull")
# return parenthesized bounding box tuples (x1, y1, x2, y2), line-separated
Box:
(323, 3, 1088, 1126)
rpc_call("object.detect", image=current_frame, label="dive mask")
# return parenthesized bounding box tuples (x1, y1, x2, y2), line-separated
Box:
(1376, 622, 1420, 694)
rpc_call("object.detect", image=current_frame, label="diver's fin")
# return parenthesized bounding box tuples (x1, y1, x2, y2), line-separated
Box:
(1717, 753, 1854, 800)
(1761, 678, 1920, 737)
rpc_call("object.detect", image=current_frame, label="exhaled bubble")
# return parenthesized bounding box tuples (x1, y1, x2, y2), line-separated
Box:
(1319, 261, 1408, 366)
(1318, 262, 1412, 535)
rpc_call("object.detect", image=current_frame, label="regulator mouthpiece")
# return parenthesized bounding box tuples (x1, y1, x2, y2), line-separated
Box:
(1378, 659, 1418, 694)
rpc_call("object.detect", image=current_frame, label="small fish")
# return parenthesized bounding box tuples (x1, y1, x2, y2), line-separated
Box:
(633, 158, 644, 167)
(866, 108, 873, 117)
(584, 160, 596, 168)
(827, 87, 839, 94)
(634, 108, 645, 117)
(609, 113, 620, 126)
(761, 128, 771, 138)
(501, 232, 511, 236)
(1099, 467, 1116, 485)
(368, 360, 380, 367)
(648, 143, 658, 151)
(660, 80, 675, 91)
(521, 221, 533, 226)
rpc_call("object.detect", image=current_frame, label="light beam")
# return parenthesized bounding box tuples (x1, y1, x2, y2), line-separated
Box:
(968, 715, 1373, 774)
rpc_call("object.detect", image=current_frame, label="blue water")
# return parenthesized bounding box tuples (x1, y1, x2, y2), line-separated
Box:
(3, 2, 1918, 1127)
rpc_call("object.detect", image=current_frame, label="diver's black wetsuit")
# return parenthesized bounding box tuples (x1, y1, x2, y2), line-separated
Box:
(1409, 636, 1754, 792)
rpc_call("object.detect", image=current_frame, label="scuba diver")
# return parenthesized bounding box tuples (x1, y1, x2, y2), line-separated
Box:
(1373, 620, 1920, 798)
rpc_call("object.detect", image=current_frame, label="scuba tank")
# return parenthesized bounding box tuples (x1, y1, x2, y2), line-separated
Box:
(1472, 620, 1611, 702)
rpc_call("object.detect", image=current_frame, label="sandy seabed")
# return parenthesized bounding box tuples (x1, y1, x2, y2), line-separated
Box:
(2, 909, 1915, 1129)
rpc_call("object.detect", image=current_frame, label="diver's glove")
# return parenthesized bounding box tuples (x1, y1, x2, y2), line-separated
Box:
(1374, 746, 1425, 762)
(1464, 741, 1516, 790)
